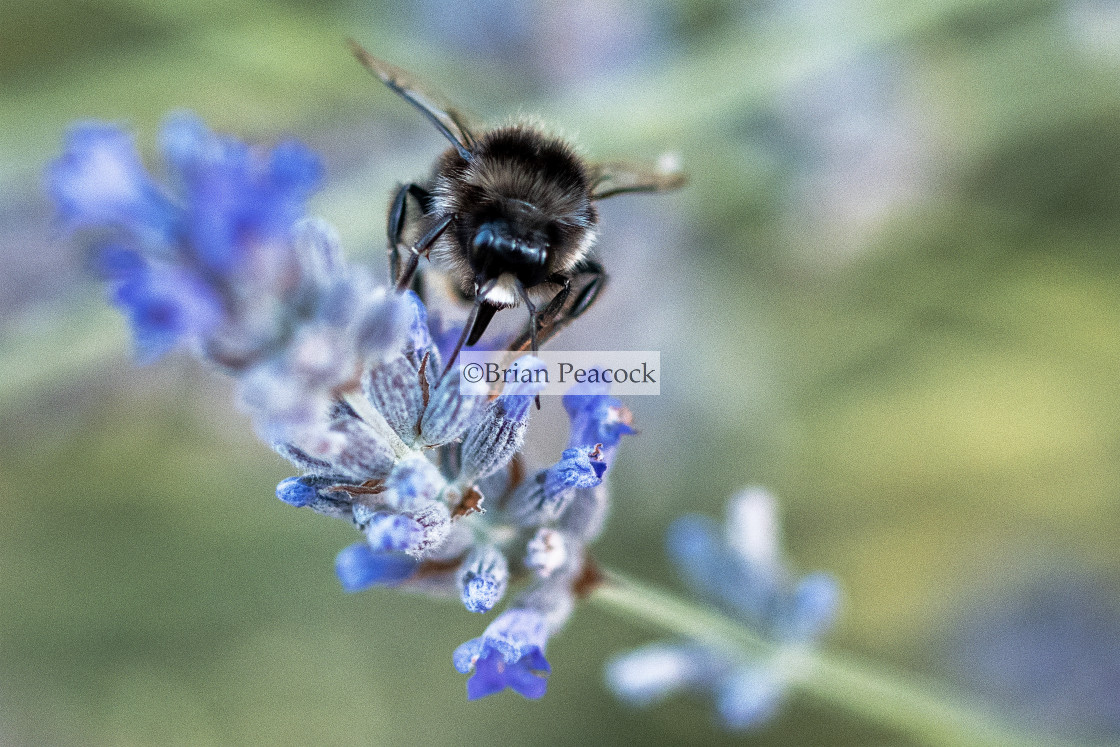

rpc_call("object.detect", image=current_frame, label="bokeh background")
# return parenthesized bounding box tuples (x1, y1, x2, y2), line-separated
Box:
(3, 0, 1120, 744)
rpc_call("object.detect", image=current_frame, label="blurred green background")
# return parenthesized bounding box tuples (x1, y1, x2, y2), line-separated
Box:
(3, 0, 1120, 743)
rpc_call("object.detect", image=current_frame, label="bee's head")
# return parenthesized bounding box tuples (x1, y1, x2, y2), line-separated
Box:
(470, 214, 551, 286)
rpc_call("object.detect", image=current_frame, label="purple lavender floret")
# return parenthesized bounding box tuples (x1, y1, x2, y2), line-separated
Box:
(453, 609, 552, 700)
(159, 112, 321, 273)
(49, 123, 177, 241)
(563, 380, 636, 467)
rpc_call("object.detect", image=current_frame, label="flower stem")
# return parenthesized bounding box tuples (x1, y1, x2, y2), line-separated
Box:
(591, 568, 1047, 747)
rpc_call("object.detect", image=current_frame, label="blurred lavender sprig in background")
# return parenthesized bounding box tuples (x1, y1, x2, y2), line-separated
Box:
(607, 488, 839, 729)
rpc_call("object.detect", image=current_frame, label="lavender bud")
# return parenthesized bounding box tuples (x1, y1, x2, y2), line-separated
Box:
(716, 668, 785, 731)
(328, 415, 397, 481)
(362, 354, 425, 442)
(457, 401, 531, 485)
(365, 512, 422, 553)
(274, 475, 352, 519)
(401, 501, 452, 559)
(505, 448, 602, 527)
(276, 475, 317, 507)
(606, 643, 720, 708)
(457, 545, 510, 613)
(725, 487, 779, 569)
(335, 542, 417, 592)
(383, 453, 448, 511)
(418, 367, 490, 447)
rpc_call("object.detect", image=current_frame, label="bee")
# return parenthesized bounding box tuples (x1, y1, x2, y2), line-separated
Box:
(349, 40, 685, 369)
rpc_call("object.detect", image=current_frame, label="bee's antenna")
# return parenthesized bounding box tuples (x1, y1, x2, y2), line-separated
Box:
(347, 39, 474, 163)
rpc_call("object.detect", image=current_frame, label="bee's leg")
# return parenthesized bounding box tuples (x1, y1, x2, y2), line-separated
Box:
(538, 276, 571, 324)
(515, 282, 543, 410)
(516, 282, 540, 354)
(562, 259, 607, 322)
(508, 260, 606, 353)
(386, 182, 432, 285)
(396, 213, 454, 293)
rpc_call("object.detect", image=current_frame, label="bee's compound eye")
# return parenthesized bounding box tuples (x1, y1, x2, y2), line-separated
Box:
(471, 226, 497, 259)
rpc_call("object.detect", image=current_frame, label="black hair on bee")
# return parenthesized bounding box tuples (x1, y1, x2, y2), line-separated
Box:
(349, 40, 686, 372)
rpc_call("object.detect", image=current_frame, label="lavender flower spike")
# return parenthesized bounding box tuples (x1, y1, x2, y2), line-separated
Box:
(54, 113, 646, 713)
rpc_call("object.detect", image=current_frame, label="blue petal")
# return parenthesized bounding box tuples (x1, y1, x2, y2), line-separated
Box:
(93, 245, 145, 281)
(48, 122, 175, 240)
(785, 572, 841, 641)
(275, 476, 317, 507)
(545, 447, 604, 494)
(161, 112, 321, 275)
(716, 667, 785, 730)
(268, 139, 323, 197)
(666, 516, 726, 601)
(561, 392, 635, 469)
(521, 648, 551, 674)
(505, 660, 549, 700)
(466, 652, 509, 700)
(453, 638, 485, 674)
(111, 266, 224, 363)
(159, 111, 211, 179)
(334, 543, 417, 592)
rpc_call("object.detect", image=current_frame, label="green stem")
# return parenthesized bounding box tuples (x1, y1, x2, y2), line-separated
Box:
(591, 568, 1046, 747)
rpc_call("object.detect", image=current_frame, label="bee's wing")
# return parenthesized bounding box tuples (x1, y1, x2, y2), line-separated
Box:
(348, 40, 479, 158)
(589, 157, 688, 200)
